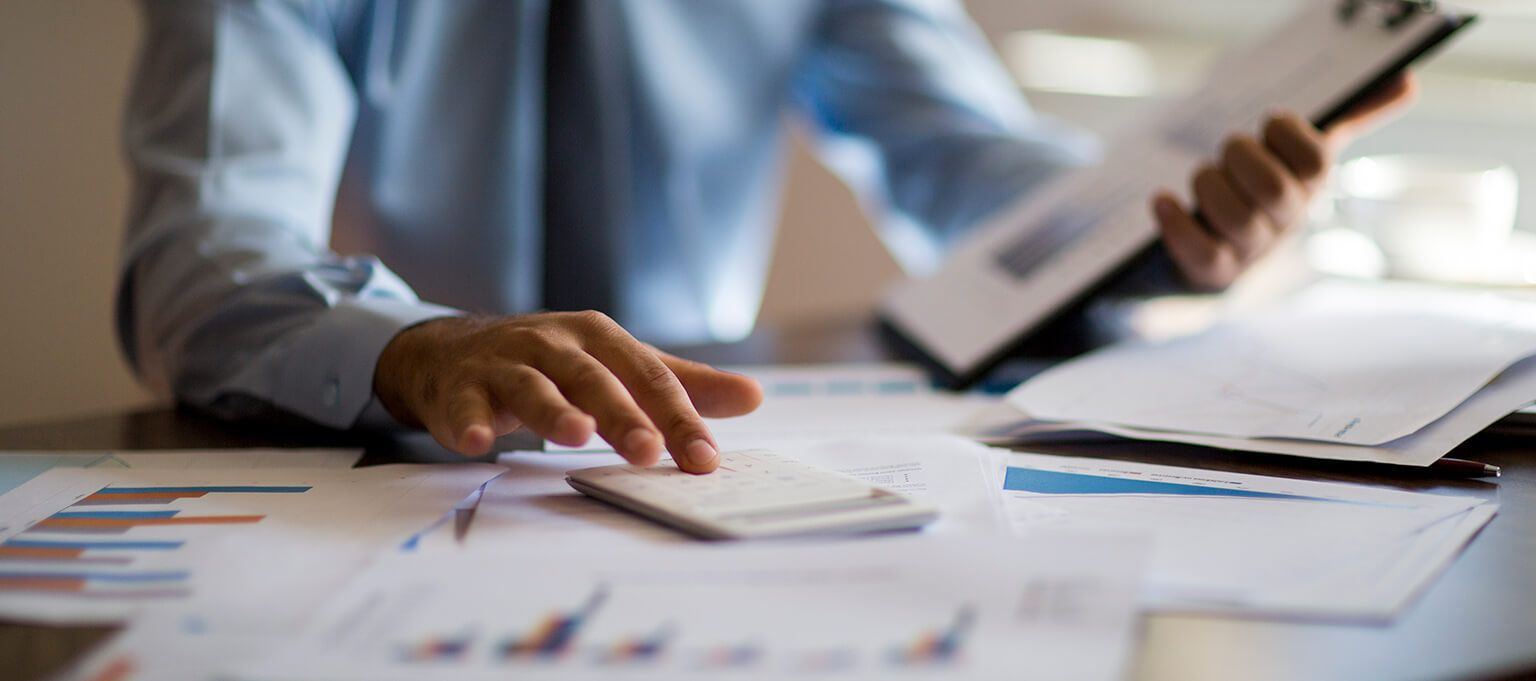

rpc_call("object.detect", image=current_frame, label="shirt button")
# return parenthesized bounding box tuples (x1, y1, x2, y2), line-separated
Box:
(322, 378, 341, 408)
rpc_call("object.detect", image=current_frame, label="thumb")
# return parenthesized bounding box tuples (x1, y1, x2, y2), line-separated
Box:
(653, 349, 764, 418)
(1325, 72, 1418, 150)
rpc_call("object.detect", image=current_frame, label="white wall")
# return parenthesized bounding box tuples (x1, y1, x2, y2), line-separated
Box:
(0, 1, 149, 427)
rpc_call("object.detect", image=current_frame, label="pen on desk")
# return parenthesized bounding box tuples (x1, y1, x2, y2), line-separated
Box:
(453, 481, 490, 543)
(1429, 458, 1501, 478)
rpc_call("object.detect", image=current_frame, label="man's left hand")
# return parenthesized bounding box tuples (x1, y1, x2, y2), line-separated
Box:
(1153, 74, 1419, 290)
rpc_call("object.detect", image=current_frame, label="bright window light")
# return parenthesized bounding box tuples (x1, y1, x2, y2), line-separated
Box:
(1003, 31, 1156, 98)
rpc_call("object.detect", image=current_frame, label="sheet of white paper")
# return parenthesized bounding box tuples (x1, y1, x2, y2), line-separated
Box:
(1000, 452, 1494, 621)
(1021, 351, 1536, 467)
(421, 436, 1008, 551)
(733, 363, 934, 396)
(56, 612, 277, 681)
(419, 452, 691, 550)
(548, 364, 1010, 453)
(0, 464, 503, 626)
(1010, 300, 1536, 445)
(236, 534, 1146, 681)
(755, 435, 1009, 536)
(0, 448, 362, 497)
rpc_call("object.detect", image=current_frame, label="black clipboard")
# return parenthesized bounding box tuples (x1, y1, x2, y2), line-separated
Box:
(879, 0, 1478, 390)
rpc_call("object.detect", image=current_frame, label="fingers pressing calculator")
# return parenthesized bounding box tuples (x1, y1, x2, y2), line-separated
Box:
(566, 450, 939, 540)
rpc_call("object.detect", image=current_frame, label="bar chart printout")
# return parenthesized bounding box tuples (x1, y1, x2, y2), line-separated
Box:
(892, 606, 976, 666)
(496, 585, 607, 661)
(0, 485, 307, 600)
(244, 535, 1144, 681)
(0, 464, 507, 627)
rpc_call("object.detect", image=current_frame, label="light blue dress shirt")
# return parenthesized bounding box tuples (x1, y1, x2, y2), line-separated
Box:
(117, 0, 1106, 431)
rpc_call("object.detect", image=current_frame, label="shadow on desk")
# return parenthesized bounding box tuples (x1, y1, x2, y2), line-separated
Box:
(0, 404, 544, 466)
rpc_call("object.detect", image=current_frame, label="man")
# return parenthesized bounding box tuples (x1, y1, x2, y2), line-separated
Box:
(118, 1, 1412, 474)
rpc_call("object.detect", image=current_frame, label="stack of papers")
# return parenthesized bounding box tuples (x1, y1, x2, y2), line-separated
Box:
(1001, 452, 1496, 621)
(1000, 281, 1536, 466)
(0, 351, 1508, 681)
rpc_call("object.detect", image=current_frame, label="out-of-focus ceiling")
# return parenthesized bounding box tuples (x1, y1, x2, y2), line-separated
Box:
(967, 0, 1536, 80)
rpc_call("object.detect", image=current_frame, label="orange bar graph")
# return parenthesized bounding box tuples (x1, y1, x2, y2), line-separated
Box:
(0, 546, 133, 565)
(0, 546, 85, 560)
(0, 577, 86, 592)
(34, 515, 265, 530)
(76, 492, 207, 505)
(85, 656, 136, 681)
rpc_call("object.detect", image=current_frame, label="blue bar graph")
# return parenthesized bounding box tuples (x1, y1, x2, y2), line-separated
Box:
(94, 486, 311, 494)
(52, 510, 180, 519)
(1003, 468, 1334, 502)
(0, 570, 189, 583)
(501, 586, 609, 659)
(0, 539, 184, 551)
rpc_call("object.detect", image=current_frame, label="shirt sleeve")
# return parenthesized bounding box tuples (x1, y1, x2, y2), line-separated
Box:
(792, 0, 1185, 314)
(117, 0, 456, 431)
(791, 0, 1102, 269)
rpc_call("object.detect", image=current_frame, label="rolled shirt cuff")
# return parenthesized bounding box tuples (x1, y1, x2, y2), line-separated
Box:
(268, 297, 461, 430)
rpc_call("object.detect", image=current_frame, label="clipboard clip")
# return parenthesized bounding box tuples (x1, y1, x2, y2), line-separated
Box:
(1339, 0, 1438, 29)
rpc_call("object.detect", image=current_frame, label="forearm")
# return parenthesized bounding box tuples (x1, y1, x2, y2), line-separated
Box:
(794, 0, 1100, 259)
(119, 225, 459, 429)
(118, 0, 457, 430)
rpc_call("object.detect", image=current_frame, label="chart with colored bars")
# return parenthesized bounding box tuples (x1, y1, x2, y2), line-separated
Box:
(243, 536, 1148, 681)
(393, 584, 974, 673)
(0, 485, 309, 599)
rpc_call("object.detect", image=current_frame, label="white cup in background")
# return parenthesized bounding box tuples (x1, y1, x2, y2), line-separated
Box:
(1332, 154, 1519, 283)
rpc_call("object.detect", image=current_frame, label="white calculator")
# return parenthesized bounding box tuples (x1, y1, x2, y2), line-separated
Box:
(566, 450, 939, 540)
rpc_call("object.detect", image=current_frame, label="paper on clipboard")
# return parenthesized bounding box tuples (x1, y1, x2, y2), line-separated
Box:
(881, 0, 1476, 385)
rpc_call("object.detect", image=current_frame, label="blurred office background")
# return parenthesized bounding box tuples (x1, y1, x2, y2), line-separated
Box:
(1, 0, 1533, 427)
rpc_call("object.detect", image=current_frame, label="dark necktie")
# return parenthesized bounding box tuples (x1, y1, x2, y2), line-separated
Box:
(541, 0, 626, 314)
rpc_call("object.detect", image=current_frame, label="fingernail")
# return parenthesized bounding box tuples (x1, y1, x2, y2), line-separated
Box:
(459, 425, 493, 454)
(623, 428, 658, 455)
(684, 439, 718, 468)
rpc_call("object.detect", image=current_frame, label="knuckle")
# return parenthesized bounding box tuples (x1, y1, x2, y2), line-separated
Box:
(1265, 117, 1290, 146)
(1193, 167, 1225, 197)
(1248, 169, 1286, 205)
(1221, 135, 1252, 164)
(638, 360, 679, 392)
(1297, 147, 1328, 180)
(661, 410, 704, 438)
(571, 310, 616, 332)
(501, 365, 542, 394)
(566, 361, 611, 390)
(502, 326, 558, 353)
(1272, 120, 1328, 177)
(446, 379, 487, 404)
(1193, 248, 1224, 271)
(1244, 212, 1267, 236)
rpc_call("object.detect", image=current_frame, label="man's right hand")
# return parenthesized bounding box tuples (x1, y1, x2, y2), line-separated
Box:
(372, 312, 764, 473)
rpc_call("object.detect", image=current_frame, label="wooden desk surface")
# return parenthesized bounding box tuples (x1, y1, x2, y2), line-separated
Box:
(2, 318, 1533, 681)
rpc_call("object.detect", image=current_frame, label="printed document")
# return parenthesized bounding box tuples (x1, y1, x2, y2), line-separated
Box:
(237, 535, 1146, 681)
(1009, 305, 1536, 446)
(1001, 452, 1495, 621)
(0, 464, 503, 625)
